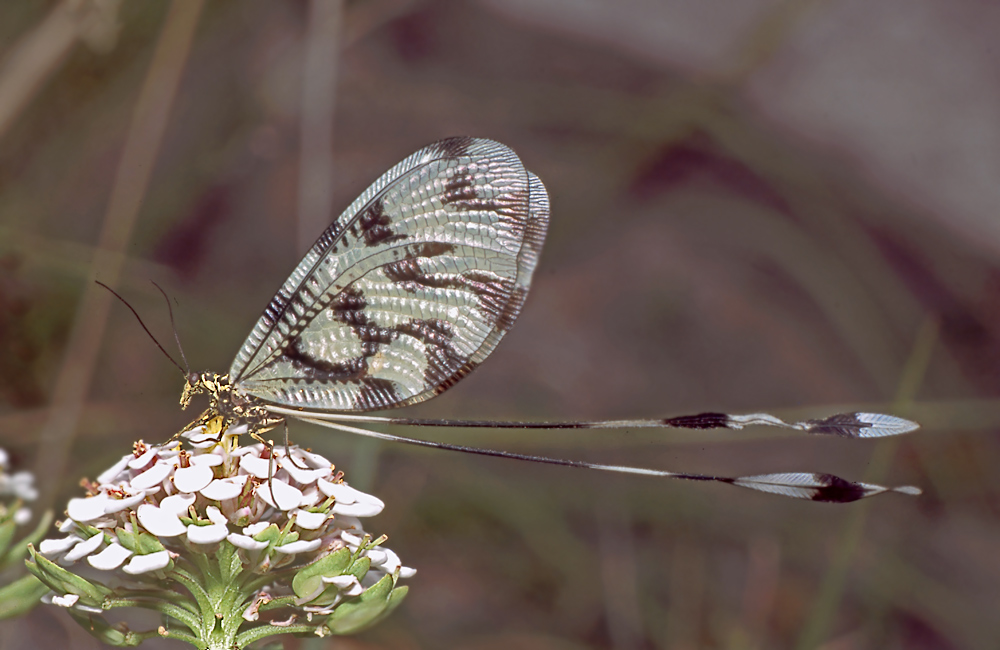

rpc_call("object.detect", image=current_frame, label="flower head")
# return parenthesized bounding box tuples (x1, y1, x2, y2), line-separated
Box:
(29, 421, 411, 647)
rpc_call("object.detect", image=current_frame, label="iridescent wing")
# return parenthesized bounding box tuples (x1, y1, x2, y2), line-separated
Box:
(230, 137, 549, 412)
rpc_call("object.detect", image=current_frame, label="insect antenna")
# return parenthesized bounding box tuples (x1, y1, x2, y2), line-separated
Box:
(151, 280, 192, 376)
(96, 281, 187, 378)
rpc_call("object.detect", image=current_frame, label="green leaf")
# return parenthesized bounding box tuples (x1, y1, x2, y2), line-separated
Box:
(0, 574, 48, 619)
(325, 573, 395, 635)
(5, 510, 54, 566)
(25, 545, 110, 606)
(291, 547, 352, 599)
(66, 609, 146, 647)
(0, 517, 17, 557)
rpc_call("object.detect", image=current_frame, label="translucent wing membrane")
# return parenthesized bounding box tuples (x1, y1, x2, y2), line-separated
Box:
(231, 138, 549, 412)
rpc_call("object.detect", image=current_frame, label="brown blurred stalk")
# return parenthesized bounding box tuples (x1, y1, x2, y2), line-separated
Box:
(32, 0, 204, 510)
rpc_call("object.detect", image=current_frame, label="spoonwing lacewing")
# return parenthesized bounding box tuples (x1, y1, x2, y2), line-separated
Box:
(117, 137, 920, 503)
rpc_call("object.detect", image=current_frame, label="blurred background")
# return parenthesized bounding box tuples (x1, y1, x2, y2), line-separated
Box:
(1, 1, 998, 648)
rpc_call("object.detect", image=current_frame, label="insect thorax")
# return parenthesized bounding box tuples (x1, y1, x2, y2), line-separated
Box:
(180, 372, 283, 441)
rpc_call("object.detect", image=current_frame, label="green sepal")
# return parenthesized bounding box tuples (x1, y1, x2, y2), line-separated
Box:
(291, 547, 352, 599)
(325, 573, 396, 635)
(0, 573, 48, 619)
(66, 608, 145, 647)
(114, 527, 138, 553)
(25, 545, 111, 606)
(346, 556, 371, 582)
(133, 531, 166, 555)
(252, 524, 281, 544)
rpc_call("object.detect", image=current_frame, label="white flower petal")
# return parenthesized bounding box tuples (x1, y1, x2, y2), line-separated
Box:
(227, 533, 269, 551)
(366, 548, 387, 565)
(128, 449, 157, 470)
(205, 506, 227, 526)
(274, 539, 322, 554)
(280, 462, 331, 486)
(173, 464, 214, 493)
(187, 523, 229, 544)
(87, 543, 133, 570)
(317, 478, 353, 502)
(399, 566, 417, 579)
(39, 536, 81, 556)
(256, 479, 303, 511)
(0, 472, 37, 501)
(299, 487, 322, 507)
(200, 477, 246, 501)
(122, 550, 171, 574)
(331, 500, 383, 518)
(51, 593, 80, 608)
(159, 492, 196, 515)
(97, 455, 132, 484)
(376, 547, 402, 572)
(341, 532, 364, 548)
(323, 574, 363, 596)
(58, 518, 76, 533)
(64, 533, 104, 562)
(242, 522, 269, 536)
(67, 495, 110, 522)
(320, 481, 382, 517)
(130, 463, 172, 491)
(292, 509, 328, 530)
(191, 454, 223, 467)
(103, 491, 146, 514)
(137, 503, 186, 537)
(291, 448, 332, 470)
(14, 507, 31, 525)
(239, 455, 272, 479)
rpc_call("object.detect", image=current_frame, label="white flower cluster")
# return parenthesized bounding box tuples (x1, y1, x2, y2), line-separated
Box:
(39, 425, 413, 612)
(0, 447, 36, 525)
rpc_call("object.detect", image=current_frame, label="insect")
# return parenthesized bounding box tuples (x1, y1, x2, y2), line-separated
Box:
(126, 137, 920, 503)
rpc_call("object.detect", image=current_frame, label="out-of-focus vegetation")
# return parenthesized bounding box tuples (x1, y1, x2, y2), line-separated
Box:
(1, 1, 998, 648)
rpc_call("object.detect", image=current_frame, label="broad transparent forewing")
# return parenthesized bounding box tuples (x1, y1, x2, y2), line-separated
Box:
(230, 138, 549, 412)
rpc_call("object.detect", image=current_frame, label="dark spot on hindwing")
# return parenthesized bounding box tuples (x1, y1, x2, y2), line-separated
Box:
(358, 199, 405, 247)
(662, 413, 731, 429)
(807, 474, 870, 503)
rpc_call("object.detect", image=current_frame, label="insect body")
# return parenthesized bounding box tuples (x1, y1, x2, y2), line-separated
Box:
(179, 137, 546, 441)
(173, 137, 920, 502)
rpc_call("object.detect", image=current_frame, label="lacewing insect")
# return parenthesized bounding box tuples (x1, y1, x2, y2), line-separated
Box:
(119, 137, 921, 503)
